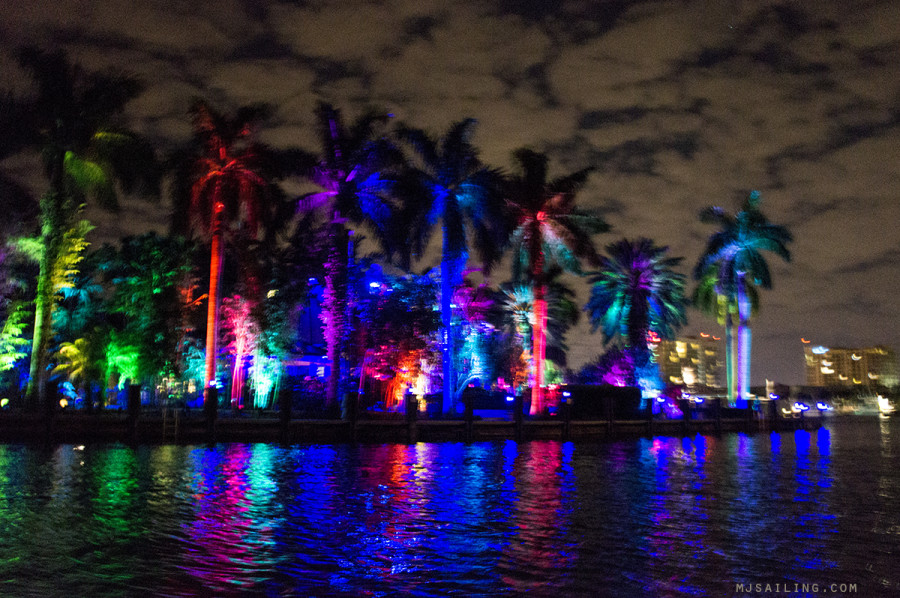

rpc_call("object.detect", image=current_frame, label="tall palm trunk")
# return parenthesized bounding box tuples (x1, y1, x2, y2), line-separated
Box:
(26, 234, 55, 410)
(27, 150, 68, 410)
(735, 273, 752, 406)
(723, 308, 735, 403)
(323, 219, 347, 409)
(531, 284, 546, 415)
(204, 201, 225, 395)
(441, 227, 456, 415)
(529, 233, 545, 416)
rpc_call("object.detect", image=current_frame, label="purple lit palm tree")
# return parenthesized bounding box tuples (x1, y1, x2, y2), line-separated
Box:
(504, 149, 606, 414)
(300, 102, 399, 408)
(694, 191, 791, 404)
(396, 119, 505, 414)
(586, 237, 688, 385)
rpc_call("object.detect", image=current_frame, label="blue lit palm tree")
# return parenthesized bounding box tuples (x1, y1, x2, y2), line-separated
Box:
(301, 102, 399, 408)
(396, 119, 505, 413)
(586, 237, 688, 384)
(694, 190, 791, 404)
(504, 148, 606, 414)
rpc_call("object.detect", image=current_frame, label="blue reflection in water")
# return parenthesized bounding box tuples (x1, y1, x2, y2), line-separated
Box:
(0, 420, 899, 597)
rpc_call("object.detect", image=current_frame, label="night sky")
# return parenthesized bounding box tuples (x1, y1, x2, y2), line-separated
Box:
(2, 0, 898, 385)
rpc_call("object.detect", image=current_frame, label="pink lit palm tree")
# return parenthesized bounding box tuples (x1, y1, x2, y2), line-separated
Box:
(504, 149, 606, 414)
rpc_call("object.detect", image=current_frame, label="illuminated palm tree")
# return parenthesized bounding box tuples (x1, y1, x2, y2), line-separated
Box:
(586, 237, 688, 384)
(6, 48, 157, 409)
(694, 190, 791, 404)
(504, 148, 606, 414)
(300, 102, 399, 408)
(693, 265, 759, 401)
(397, 119, 505, 414)
(178, 99, 286, 408)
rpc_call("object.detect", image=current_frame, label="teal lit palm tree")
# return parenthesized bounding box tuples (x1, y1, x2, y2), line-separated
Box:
(586, 237, 688, 384)
(504, 148, 606, 414)
(694, 190, 792, 403)
(300, 102, 399, 408)
(693, 264, 759, 401)
(397, 119, 505, 414)
(8, 48, 158, 410)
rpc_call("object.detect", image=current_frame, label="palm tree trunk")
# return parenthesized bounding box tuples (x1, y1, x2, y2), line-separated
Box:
(736, 275, 751, 406)
(440, 229, 456, 415)
(204, 202, 224, 396)
(323, 220, 347, 409)
(26, 188, 66, 411)
(530, 240, 545, 416)
(724, 310, 735, 403)
(531, 284, 546, 416)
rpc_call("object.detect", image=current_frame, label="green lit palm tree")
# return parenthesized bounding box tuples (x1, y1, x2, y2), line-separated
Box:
(177, 99, 287, 409)
(8, 48, 157, 409)
(397, 119, 505, 414)
(300, 102, 399, 408)
(693, 264, 759, 400)
(694, 190, 792, 403)
(586, 237, 688, 384)
(500, 267, 581, 382)
(504, 148, 606, 414)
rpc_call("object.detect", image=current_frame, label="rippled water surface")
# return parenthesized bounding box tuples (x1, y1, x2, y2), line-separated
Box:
(1, 417, 899, 597)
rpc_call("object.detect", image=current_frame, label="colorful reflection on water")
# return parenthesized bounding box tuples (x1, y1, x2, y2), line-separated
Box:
(0, 418, 899, 596)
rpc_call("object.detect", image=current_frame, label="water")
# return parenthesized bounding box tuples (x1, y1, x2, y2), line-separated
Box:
(1, 417, 898, 597)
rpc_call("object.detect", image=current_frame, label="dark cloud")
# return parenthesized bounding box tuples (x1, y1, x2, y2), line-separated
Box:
(2, 0, 899, 385)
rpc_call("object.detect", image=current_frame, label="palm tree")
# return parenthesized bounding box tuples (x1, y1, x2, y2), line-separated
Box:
(504, 148, 606, 414)
(693, 265, 759, 401)
(300, 102, 399, 408)
(396, 119, 505, 414)
(586, 237, 688, 384)
(177, 99, 287, 410)
(694, 190, 792, 404)
(8, 48, 157, 410)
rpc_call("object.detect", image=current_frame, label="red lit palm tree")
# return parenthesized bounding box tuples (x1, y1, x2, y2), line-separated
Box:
(179, 100, 285, 409)
(504, 149, 606, 414)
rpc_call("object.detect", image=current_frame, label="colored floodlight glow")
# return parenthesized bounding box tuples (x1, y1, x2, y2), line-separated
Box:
(769, 393, 779, 399)
(811, 346, 829, 354)
(562, 391, 571, 398)
(369, 281, 381, 289)
(656, 396, 666, 403)
(506, 395, 514, 402)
